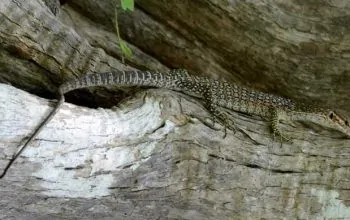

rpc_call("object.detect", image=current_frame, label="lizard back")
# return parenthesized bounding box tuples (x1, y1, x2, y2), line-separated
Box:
(59, 70, 296, 118)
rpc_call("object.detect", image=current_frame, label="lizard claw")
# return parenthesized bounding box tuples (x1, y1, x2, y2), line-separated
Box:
(272, 128, 292, 144)
(210, 109, 236, 138)
(271, 108, 292, 144)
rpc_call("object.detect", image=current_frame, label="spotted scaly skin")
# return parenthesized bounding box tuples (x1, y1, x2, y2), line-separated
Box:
(60, 69, 350, 140)
(1, 69, 349, 179)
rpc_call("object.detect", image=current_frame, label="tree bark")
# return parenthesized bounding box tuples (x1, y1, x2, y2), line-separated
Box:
(1, 83, 350, 219)
(1, 0, 350, 219)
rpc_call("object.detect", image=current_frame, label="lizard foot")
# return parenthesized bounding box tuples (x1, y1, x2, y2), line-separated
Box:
(272, 127, 292, 143)
(271, 109, 292, 144)
(210, 107, 236, 138)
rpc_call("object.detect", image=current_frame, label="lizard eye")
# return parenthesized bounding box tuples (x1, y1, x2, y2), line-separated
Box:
(345, 120, 349, 126)
(329, 112, 334, 119)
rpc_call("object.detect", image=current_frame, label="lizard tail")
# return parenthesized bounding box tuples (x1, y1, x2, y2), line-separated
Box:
(0, 95, 65, 179)
(59, 70, 182, 94)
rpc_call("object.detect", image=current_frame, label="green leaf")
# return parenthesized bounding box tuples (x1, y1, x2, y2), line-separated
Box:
(121, 0, 134, 11)
(120, 40, 133, 58)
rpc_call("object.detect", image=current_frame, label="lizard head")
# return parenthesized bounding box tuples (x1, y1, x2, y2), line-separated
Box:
(312, 110, 350, 138)
(294, 102, 350, 138)
(328, 111, 350, 137)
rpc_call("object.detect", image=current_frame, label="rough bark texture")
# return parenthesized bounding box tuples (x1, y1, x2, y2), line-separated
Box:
(2, 84, 350, 219)
(1, 0, 350, 219)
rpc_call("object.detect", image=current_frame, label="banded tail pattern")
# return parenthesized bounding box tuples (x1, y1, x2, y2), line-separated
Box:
(59, 70, 189, 95)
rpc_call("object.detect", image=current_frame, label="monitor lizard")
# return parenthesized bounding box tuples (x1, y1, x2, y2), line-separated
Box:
(1, 69, 349, 178)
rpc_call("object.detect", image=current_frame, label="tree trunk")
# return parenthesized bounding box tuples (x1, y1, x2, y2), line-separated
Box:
(1, 0, 350, 219)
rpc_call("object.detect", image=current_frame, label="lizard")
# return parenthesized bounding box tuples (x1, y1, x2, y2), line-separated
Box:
(1, 69, 350, 179)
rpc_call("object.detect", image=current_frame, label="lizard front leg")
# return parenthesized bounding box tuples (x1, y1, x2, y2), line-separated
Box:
(271, 108, 291, 142)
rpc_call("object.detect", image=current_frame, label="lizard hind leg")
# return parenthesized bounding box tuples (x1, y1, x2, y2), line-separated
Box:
(205, 100, 236, 138)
